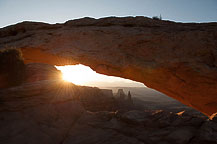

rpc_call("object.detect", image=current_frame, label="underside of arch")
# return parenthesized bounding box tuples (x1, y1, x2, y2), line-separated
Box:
(0, 17, 217, 116)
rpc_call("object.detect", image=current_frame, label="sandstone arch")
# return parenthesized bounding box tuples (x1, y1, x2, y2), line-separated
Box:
(0, 17, 216, 116)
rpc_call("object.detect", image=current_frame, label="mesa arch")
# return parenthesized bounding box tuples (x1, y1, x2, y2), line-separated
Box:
(0, 17, 216, 117)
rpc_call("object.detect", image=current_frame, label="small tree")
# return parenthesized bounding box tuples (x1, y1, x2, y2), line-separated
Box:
(152, 14, 162, 20)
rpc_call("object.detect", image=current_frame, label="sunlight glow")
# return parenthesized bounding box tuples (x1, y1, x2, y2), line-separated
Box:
(56, 64, 144, 87)
(57, 64, 98, 85)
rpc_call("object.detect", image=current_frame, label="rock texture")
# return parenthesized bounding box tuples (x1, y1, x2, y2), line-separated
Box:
(0, 80, 117, 112)
(0, 81, 85, 144)
(0, 79, 216, 144)
(0, 16, 217, 116)
(0, 49, 25, 89)
(57, 110, 217, 144)
(24, 63, 62, 83)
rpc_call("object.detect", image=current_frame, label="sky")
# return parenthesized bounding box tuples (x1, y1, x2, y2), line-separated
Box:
(56, 65, 145, 87)
(0, 0, 217, 28)
(1, 0, 217, 87)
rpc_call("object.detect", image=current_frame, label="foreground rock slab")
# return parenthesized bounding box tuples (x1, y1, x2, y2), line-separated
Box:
(0, 80, 116, 144)
(0, 80, 216, 144)
(0, 81, 85, 144)
(0, 17, 217, 116)
(60, 110, 217, 144)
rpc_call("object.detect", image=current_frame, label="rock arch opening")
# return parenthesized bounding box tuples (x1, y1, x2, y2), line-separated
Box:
(0, 17, 216, 117)
(56, 64, 144, 87)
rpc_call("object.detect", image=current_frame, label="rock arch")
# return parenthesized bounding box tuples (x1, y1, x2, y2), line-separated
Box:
(0, 17, 217, 116)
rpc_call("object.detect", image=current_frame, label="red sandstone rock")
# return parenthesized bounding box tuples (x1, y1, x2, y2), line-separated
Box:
(0, 17, 216, 116)
(24, 63, 62, 83)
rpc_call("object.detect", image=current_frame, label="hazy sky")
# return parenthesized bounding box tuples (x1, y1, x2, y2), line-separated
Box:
(0, 0, 217, 28)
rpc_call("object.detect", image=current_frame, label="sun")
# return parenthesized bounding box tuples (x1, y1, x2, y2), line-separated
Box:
(56, 64, 144, 87)
(56, 64, 96, 85)
(61, 69, 87, 85)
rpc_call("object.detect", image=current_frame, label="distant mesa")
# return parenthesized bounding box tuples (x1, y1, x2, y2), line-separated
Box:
(117, 89, 126, 100)
(127, 91, 133, 104)
(116, 89, 134, 107)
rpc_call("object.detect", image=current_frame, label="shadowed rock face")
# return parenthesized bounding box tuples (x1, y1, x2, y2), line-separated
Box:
(0, 49, 25, 88)
(0, 16, 216, 116)
(24, 63, 62, 83)
(1, 80, 216, 144)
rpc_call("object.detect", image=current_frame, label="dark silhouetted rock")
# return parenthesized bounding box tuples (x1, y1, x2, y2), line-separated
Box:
(0, 81, 216, 144)
(24, 63, 62, 83)
(120, 110, 152, 124)
(117, 89, 126, 100)
(0, 49, 25, 89)
(166, 127, 196, 144)
(193, 120, 217, 143)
